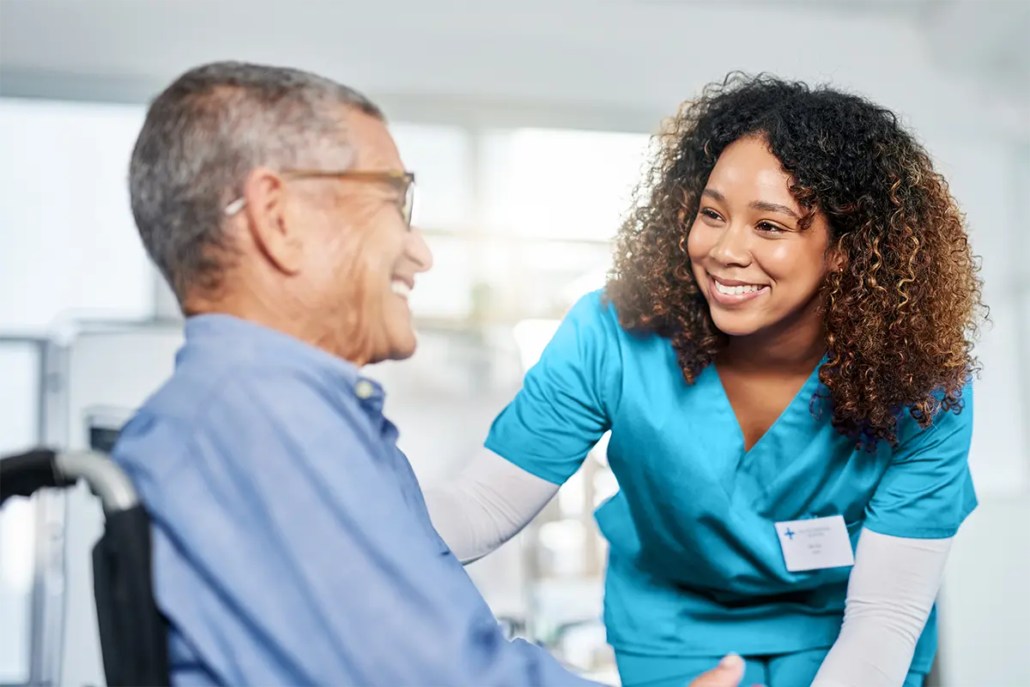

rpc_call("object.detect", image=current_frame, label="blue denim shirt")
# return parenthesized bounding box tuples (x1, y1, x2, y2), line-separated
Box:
(113, 315, 594, 687)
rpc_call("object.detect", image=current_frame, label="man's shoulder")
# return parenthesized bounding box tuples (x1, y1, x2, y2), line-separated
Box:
(110, 362, 240, 480)
(144, 355, 358, 419)
(111, 361, 259, 463)
(115, 358, 374, 475)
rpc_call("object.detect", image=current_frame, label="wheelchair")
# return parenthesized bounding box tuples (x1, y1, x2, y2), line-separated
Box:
(0, 448, 169, 687)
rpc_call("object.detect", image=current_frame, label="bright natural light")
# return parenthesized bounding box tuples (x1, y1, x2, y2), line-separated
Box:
(512, 318, 561, 370)
(0, 500, 34, 595)
(390, 123, 473, 230)
(482, 128, 651, 241)
(0, 99, 153, 331)
(0, 343, 43, 683)
(559, 471, 586, 518)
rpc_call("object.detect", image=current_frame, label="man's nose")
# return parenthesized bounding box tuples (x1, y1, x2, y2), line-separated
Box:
(406, 226, 434, 273)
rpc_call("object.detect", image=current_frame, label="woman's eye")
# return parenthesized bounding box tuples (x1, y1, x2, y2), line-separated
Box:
(757, 221, 786, 234)
(700, 208, 722, 221)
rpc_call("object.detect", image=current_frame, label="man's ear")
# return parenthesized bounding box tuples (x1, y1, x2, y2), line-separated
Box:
(240, 167, 304, 275)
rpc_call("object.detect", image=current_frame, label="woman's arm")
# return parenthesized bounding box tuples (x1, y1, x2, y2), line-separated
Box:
(427, 291, 622, 563)
(424, 450, 560, 563)
(811, 528, 952, 687)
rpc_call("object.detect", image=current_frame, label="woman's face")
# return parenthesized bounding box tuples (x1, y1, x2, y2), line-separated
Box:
(687, 136, 835, 340)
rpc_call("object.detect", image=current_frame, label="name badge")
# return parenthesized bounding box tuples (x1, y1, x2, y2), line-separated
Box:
(775, 515, 855, 572)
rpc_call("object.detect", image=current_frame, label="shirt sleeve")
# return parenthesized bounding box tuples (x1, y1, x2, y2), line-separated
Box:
(863, 382, 977, 539)
(114, 369, 598, 687)
(485, 290, 623, 485)
(425, 449, 561, 563)
(811, 529, 952, 687)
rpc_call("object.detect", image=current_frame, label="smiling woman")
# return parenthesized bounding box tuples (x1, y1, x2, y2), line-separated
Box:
(426, 72, 986, 687)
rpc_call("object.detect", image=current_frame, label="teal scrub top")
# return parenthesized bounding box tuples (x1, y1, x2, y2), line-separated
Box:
(485, 290, 976, 674)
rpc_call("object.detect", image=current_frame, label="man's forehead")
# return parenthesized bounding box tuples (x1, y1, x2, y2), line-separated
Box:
(342, 107, 402, 171)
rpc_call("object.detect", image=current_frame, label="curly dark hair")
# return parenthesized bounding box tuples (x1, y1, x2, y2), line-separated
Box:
(606, 73, 986, 448)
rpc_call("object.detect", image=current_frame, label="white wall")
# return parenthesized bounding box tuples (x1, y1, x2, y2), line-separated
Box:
(0, 98, 155, 684)
(917, 136, 1030, 686)
(925, 138, 1030, 495)
(0, 341, 43, 683)
(0, 99, 153, 330)
(929, 141, 1030, 687)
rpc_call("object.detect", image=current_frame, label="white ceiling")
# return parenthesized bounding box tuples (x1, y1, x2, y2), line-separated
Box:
(0, 0, 1026, 140)
(627, 0, 945, 18)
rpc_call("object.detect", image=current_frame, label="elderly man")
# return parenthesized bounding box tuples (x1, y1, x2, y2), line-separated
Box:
(115, 61, 744, 687)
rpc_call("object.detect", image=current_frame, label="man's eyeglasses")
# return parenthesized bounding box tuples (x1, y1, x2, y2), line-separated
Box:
(224, 169, 416, 227)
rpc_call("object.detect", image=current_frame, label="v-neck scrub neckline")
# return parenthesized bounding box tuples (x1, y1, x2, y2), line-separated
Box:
(708, 358, 825, 457)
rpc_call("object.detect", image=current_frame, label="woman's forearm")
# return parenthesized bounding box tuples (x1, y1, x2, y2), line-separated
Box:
(812, 529, 953, 687)
(424, 450, 560, 563)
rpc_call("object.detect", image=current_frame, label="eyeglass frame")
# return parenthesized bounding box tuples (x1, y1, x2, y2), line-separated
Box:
(223, 169, 416, 227)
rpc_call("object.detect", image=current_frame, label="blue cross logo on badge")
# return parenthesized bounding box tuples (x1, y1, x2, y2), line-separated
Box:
(784, 528, 795, 541)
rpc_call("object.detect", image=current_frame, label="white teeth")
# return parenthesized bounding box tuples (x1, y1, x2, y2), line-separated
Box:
(390, 281, 411, 299)
(714, 281, 762, 296)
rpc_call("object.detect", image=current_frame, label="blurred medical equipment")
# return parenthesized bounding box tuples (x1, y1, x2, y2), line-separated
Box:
(0, 448, 169, 686)
(0, 323, 183, 687)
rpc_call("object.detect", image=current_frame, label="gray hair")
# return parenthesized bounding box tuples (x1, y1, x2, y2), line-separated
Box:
(128, 61, 384, 305)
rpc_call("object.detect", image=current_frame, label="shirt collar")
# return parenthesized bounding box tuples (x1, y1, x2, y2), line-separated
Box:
(181, 314, 382, 399)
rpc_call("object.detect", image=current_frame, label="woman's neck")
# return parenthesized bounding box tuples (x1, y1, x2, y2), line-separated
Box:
(719, 308, 826, 376)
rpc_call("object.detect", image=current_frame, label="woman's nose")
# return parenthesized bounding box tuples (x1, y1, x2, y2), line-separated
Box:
(710, 223, 751, 267)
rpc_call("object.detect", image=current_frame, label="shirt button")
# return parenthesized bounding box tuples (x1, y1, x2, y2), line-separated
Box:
(354, 379, 376, 399)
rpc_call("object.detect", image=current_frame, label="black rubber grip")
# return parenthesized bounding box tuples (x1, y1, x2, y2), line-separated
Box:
(0, 448, 72, 505)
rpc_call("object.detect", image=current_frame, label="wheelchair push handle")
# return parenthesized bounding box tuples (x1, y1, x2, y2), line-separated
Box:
(0, 449, 139, 513)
